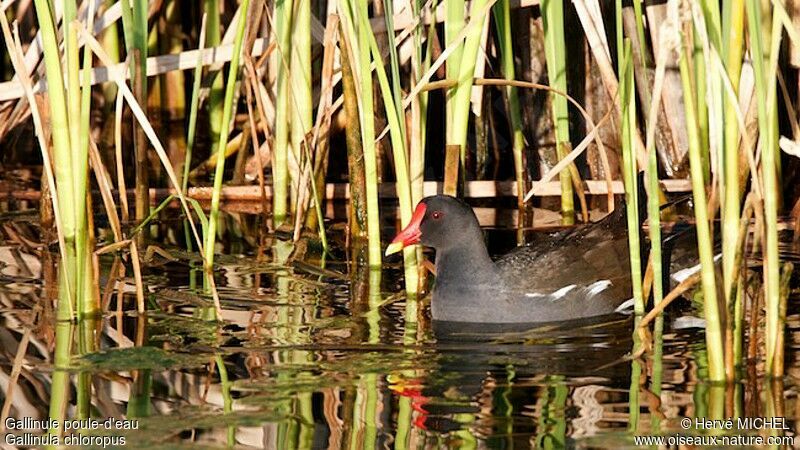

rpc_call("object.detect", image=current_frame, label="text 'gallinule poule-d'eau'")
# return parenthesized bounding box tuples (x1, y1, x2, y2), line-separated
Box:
(385, 195, 639, 324)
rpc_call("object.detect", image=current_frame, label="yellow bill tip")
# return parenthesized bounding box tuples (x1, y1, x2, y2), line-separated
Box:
(385, 241, 405, 256)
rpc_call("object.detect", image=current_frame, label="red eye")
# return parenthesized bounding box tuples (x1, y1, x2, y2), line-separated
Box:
(432, 211, 443, 220)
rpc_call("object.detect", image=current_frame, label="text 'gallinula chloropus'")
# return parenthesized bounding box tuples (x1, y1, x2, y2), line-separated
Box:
(386, 196, 635, 324)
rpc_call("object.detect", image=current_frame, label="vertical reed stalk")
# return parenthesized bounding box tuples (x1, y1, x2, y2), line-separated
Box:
(361, 0, 419, 302)
(692, 26, 710, 178)
(721, 0, 745, 375)
(100, 0, 120, 105)
(493, 0, 526, 209)
(146, 16, 162, 117)
(183, 16, 208, 252)
(678, 24, 725, 381)
(272, 0, 294, 225)
(0, 20, 76, 388)
(354, 0, 382, 268)
(205, 0, 224, 156)
(628, 327, 643, 432)
(75, 10, 99, 423)
(642, 13, 675, 337)
(722, 0, 744, 298)
(204, 0, 251, 286)
(445, 0, 465, 132)
(645, 103, 662, 316)
(132, 45, 149, 247)
(27, 0, 98, 427)
(290, 0, 312, 210)
(650, 313, 665, 430)
(339, 38, 368, 240)
(619, 42, 644, 315)
(161, 0, 185, 120)
(410, 16, 434, 278)
(409, 3, 432, 208)
(447, 0, 491, 167)
(696, 0, 720, 180)
(338, 0, 382, 267)
(395, 395, 412, 450)
(631, 0, 649, 69)
(745, 0, 781, 375)
(32, 0, 76, 294)
(542, 0, 574, 224)
(123, 0, 150, 243)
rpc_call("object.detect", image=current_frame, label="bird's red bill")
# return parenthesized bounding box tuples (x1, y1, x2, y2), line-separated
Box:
(385, 203, 426, 255)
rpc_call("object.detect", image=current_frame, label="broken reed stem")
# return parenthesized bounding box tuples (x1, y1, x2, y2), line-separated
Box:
(338, 36, 368, 241)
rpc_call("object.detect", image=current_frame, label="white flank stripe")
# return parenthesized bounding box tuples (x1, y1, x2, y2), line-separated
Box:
(586, 280, 612, 296)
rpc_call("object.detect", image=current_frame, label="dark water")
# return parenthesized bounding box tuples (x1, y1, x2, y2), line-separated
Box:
(1, 208, 800, 449)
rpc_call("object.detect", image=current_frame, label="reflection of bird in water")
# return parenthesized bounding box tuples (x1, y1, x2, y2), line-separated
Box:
(391, 316, 634, 442)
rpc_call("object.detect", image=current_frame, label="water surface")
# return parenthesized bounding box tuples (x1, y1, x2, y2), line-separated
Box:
(1, 207, 798, 449)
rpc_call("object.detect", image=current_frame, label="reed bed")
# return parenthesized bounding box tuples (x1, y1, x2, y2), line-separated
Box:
(0, 0, 799, 433)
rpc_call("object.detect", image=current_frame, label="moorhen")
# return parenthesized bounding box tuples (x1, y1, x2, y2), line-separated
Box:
(385, 195, 638, 324)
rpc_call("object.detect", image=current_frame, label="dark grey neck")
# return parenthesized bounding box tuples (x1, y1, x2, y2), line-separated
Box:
(434, 240, 499, 286)
(429, 233, 506, 323)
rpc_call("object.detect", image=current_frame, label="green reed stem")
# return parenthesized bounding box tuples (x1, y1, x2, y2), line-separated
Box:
(720, 0, 746, 376)
(746, 0, 781, 375)
(290, 0, 312, 207)
(356, 2, 382, 268)
(493, 0, 526, 208)
(698, 1, 719, 171)
(448, 0, 491, 164)
(678, 29, 725, 382)
(33, 0, 75, 273)
(4, 3, 81, 429)
(534, 379, 567, 448)
(409, 5, 434, 210)
(338, 0, 382, 267)
(383, 0, 406, 141)
(204, 0, 251, 293)
(120, 0, 149, 245)
(364, 373, 379, 450)
(205, 0, 224, 158)
(721, 0, 745, 203)
(358, 0, 419, 300)
(272, 0, 294, 226)
(692, 26, 710, 180)
(76, 0, 99, 321)
(117, 0, 145, 93)
(182, 16, 208, 251)
(76, 0, 98, 405)
(631, 0, 648, 66)
(619, 42, 644, 315)
(629, 320, 643, 432)
(445, 0, 465, 133)
(395, 395, 412, 450)
(50, 309, 73, 431)
(542, 0, 574, 224)
(650, 312, 665, 430)
(133, 0, 148, 72)
(214, 354, 235, 445)
(646, 126, 662, 310)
